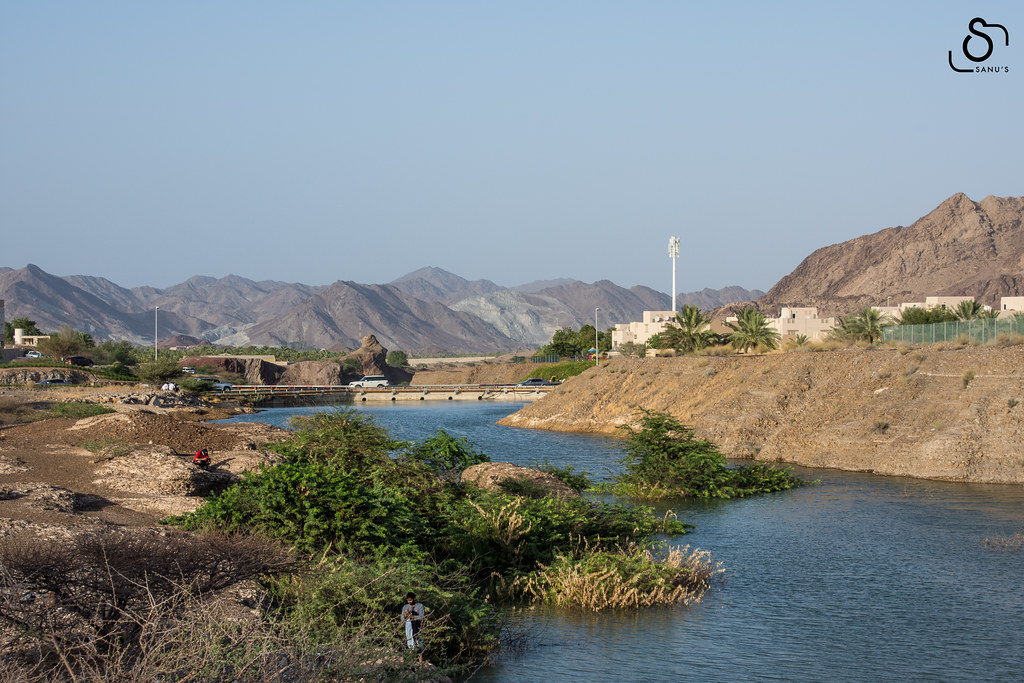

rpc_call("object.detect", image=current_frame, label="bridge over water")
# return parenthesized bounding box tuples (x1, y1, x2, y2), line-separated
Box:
(217, 384, 553, 407)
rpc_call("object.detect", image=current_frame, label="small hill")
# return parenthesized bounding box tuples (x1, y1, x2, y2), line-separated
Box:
(759, 193, 1024, 316)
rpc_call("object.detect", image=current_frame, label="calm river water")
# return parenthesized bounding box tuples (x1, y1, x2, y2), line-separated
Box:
(224, 402, 1024, 682)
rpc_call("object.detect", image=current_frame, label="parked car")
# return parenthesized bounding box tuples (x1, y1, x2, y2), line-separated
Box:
(64, 356, 94, 367)
(181, 366, 196, 374)
(517, 378, 552, 387)
(349, 375, 390, 388)
(194, 376, 233, 391)
(38, 378, 73, 386)
(25, 350, 43, 358)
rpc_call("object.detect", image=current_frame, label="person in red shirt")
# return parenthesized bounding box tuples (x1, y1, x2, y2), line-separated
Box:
(193, 448, 211, 468)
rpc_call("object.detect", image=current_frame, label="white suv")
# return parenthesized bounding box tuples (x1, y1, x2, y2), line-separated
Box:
(348, 375, 390, 388)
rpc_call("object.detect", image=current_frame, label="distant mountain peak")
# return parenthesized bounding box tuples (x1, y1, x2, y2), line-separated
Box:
(759, 192, 1024, 316)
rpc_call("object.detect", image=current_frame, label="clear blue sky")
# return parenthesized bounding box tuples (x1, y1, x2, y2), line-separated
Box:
(1, 1, 1020, 294)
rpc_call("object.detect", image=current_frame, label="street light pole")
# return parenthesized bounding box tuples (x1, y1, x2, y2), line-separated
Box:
(668, 237, 680, 312)
(595, 307, 600, 366)
(154, 306, 159, 360)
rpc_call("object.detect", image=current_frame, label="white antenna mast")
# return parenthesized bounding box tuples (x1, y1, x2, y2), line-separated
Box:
(668, 236, 680, 312)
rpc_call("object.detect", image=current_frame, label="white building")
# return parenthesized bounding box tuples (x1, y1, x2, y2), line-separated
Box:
(611, 311, 677, 349)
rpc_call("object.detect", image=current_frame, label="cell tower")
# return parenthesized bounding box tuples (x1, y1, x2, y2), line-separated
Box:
(668, 236, 680, 312)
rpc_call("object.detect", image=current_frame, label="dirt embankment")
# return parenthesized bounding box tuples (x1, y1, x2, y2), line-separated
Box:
(496, 346, 1024, 484)
(411, 362, 547, 386)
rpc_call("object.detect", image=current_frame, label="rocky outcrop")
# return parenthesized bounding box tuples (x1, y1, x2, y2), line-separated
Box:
(462, 462, 579, 498)
(345, 335, 414, 385)
(497, 346, 1024, 484)
(278, 360, 344, 386)
(0, 368, 93, 384)
(347, 335, 388, 375)
(243, 358, 285, 385)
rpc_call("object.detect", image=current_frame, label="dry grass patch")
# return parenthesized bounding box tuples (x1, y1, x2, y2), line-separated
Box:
(495, 541, 721, 610)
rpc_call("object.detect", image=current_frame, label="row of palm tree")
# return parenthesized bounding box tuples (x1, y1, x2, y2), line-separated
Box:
(649, 305, 780, 355)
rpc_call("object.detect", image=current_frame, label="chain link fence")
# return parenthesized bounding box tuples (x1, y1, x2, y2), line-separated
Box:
(882, 315, 1024, 344)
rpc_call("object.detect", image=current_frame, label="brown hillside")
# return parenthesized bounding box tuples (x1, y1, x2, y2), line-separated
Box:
(497, 347, 1024, 484)
(759, 193, 1024, 316)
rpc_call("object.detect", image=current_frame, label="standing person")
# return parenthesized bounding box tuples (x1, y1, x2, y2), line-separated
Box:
(401, 592, 425, 661)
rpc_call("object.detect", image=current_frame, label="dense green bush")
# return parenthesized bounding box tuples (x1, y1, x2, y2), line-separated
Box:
(611, 408, 807, 499)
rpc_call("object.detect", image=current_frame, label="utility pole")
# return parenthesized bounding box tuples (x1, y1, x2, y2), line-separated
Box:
(668, 236, 680, 312)
(154, 306, 159, 360)
(595, 307, 600, 366)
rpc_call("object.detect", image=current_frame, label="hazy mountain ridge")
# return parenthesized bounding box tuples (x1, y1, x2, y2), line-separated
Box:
(388, 267, 503, 305)
(241, 281, 518, 353)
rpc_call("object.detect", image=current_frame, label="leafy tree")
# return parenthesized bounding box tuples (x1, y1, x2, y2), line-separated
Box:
(898, 306, 956, 325)
(75, 331, 95, 348)
(540, 327, 583, 358)
(386, 350, 409, 367)
(724, 308, 779, 353)
(92, 340, 138, 366)
(134, 358, 184, 385)
(36, 324, 86, 360)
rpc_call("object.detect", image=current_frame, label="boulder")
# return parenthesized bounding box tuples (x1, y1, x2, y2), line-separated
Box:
(461, 462, 579, 498)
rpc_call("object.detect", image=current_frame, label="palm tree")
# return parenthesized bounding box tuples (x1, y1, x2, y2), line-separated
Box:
(834, 307, 891, 344)
(724, 308, 779, 353)
(954, 300, 984, 321)
(673, 305, 715, 352)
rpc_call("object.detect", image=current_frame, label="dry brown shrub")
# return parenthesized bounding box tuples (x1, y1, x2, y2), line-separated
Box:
(0, 529, 298, 681)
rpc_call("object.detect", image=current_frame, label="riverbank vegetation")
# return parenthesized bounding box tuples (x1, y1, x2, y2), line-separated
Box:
(607, 409, 807, 500)
(141, 409, 713, 677)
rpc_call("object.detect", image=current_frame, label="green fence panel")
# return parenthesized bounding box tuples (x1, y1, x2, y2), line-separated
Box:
(882, 315, 1024, 345)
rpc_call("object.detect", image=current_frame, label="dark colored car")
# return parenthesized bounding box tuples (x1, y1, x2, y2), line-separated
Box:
(517, 378, 552, 387)
(38, 378, 73, 385)
(64, 356, 95, 367)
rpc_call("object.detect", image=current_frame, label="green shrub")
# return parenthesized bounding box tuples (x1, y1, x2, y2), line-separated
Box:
(402, 429, 490, 482)
(530, 460, 592, 491)
(523, 360, 593, 383)
(49, 401, 115, 420)
(611, 408, 806, 499)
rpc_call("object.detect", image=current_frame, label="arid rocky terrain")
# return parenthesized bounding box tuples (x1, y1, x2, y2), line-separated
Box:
(493, 345, 1024, 484)
(0, 389, 289, 538)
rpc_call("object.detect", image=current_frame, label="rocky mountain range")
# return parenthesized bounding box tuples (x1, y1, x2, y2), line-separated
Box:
(5, 192, 1019, 352)
(0, 263, 759, 353)
(758, 193, 1024, 316)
